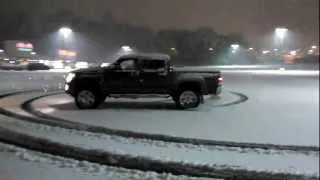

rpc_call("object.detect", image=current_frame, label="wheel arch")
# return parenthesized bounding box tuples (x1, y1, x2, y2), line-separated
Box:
(173, 78, 206, 95)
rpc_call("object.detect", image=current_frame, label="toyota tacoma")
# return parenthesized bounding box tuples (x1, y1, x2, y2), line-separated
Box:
(65, 53, 222, 109)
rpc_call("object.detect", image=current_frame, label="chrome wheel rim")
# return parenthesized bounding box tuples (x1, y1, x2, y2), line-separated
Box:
(179, 91, 197, 108)
(77, 90, 95, 107)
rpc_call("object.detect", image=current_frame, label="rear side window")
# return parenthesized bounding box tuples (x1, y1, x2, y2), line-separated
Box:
(119, 59, 136, 70)
(140, 60, 165, 72)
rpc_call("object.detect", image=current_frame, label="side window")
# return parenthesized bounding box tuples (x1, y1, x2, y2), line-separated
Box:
(119, 59, 136, 71)
(140, 60, 165, 72)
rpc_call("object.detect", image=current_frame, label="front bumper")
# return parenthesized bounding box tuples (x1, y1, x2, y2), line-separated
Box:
(64, 81, 76, 96)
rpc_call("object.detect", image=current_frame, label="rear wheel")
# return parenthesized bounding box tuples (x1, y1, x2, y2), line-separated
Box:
(174, 89, 201, 109)
(75, 89, 101, 109)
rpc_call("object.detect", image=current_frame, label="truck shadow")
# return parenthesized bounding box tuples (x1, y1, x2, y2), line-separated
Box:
(100, 101, 179, 110)
(49, 100, 186, 111)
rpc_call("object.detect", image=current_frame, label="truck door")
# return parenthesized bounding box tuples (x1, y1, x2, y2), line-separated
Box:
(104, 58, 141, 93)
(138, 59, 169, 93)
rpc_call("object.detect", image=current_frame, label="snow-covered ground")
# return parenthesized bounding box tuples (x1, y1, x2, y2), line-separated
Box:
(0, 71, 66, 92)
(0, 70, 318, 146)
(0, 70, 319, 179)
(26, 71, 319, 146)
(0, 142, 215, 180)
(0, 114, 318, 177)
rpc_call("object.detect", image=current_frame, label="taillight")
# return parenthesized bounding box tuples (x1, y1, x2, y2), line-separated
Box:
(218, 76, 223, 82)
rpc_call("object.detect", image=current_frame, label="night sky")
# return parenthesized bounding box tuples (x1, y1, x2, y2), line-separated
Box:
(2, 0, 319, 48)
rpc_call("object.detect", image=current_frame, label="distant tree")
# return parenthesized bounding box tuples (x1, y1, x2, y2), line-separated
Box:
(0, 9, 252, 64)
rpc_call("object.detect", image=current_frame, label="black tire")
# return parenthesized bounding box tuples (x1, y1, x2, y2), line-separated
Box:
(75, 89, 102, 109)
(174, 89, 201, 109)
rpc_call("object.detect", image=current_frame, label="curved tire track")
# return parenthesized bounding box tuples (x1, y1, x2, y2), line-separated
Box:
(18, 91, 319, 152)
(213, 91, 249, 107)
(0, 127, 317, 180)
(0, 91, 319, 180)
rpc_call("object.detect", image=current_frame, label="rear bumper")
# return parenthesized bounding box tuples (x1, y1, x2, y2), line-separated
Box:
(215, 85, 222, 95)
(204, 83, 222, 96)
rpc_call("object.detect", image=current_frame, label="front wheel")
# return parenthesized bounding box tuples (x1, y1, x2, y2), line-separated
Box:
(75, 89, 101, 109)
(174, 89, 201, 109)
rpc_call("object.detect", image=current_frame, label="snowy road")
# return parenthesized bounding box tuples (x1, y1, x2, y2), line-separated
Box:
(9, 70, 318, 146)
(0, 69, 319, 179)
(0, 70, 318, 146)
(0, 143, 213, 180)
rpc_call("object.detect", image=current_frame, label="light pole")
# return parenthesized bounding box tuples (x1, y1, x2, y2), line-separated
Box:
(275, 27, 288, 51)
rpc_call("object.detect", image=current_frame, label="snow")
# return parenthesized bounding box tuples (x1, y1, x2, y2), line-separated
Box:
(0, 69, 319, 178)
(0, 143, 214, 180)
(0, 114, 318, 177)
(0, 91, 51, 117)
(30, 74, 319, 146)
(221, 69, 319, 76)
(0, 71, 65, 92)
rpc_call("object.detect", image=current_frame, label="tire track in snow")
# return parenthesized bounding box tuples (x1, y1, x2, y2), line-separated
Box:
(0, 91, 319, 179)
(0, 142, 215, 180)
(0, 120, 318, 180)
(19, 91, 318, 152)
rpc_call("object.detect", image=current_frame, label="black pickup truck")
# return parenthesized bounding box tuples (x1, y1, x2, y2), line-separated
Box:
(65, 53, 222, 109)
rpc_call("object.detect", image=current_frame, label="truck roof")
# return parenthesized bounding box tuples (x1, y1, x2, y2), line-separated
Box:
(119, 53, 170, 61)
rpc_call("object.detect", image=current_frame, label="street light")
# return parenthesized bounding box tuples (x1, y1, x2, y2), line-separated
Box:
(311, 45, 317, 49)
(59, 27, 73, 39)
(30, 52, 36, 55)
(290, 50, 297, 56)
(248, 47, 254, 50)
(275, 28, 288, 40)
(121, 46, 133, 52)
(262, 50, 270, 54)
(275, 27, 288, 50)
(308, 49, 314, 54)
(0, 49, 4, 53)
(230, 44, 239, 50)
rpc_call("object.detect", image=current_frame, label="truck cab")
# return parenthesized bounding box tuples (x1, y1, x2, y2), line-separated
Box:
(102, 54, 172, 94)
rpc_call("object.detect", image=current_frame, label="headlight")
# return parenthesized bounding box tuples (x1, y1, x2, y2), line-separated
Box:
(65, 73, 75, 83)
(100, 62, 110, 68)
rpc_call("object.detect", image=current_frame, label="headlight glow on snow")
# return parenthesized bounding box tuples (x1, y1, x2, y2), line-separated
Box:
(75, 61, 88, 69)
(65, 73, 75, 83)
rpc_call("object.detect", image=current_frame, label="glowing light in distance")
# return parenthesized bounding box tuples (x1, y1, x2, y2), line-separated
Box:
(230, 44, 239, 49)
(262, 50, 270, 54)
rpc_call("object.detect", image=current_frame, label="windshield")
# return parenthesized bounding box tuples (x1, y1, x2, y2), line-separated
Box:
(0, 1, 319, 180)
